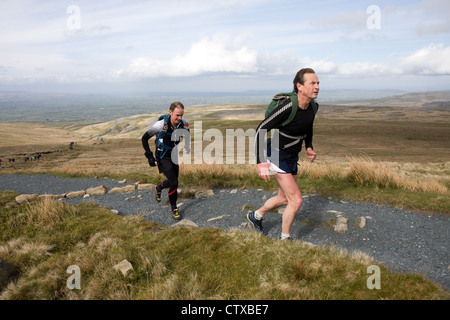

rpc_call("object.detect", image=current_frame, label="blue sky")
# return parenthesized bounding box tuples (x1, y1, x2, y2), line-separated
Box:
(0, 0, 449, 94)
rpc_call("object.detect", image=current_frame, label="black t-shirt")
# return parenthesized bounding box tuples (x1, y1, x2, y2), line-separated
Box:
(254, 97, 317, 163)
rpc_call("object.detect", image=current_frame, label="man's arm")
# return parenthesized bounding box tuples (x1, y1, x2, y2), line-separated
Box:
(141, 131, 152, 154)
(304, 103, 318, 163)
(141, 119, 164, 167)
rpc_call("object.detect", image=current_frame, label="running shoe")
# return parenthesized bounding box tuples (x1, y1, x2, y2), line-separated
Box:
(172, 208, 181, 220)
(154, 186, 161, 202)
(247, 211, 263, 233)
(280, 236, 293, 241)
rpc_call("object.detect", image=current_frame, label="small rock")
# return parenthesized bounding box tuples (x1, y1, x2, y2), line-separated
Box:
(113, 260, 133, 277)
(38, 194, 66, 200)
(66, 190, 86, 198)
(109, 185, 135, 194)
(170, 219, 198, 228)
(15, 194, 39, 204)
(359, 216, 367, 228)
(194, 189, 214, 199)
(207, 215, 230, 222)
(86, 185, 107, 195)
(137, 183, 154, 190)
(327, 210, 343, 214)
(334, 216, 348, 234)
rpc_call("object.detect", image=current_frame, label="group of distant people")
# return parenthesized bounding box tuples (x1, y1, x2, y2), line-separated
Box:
(24, 153, 43, 162)
(0, 144, 73, 169)
(1, 153, 43, 167)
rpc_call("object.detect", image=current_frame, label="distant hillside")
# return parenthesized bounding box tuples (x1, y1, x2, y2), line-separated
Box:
(74, 90, 450, 141)
(0, 91, 167, 123)
(327, 91, 450, 109)
(74, 104, 265, 140)
(74, 113, 160, 140)
(1, 90, 448, 124)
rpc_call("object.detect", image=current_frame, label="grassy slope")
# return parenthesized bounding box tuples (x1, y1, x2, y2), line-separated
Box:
(1, 193, 448, 300)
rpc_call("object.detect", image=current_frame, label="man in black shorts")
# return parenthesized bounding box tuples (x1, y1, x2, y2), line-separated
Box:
(249, 68, 320, 240)
(141, 101, 190, 220)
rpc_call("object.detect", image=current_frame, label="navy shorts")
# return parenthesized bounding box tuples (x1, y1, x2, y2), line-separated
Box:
(266, 148, 299, 175)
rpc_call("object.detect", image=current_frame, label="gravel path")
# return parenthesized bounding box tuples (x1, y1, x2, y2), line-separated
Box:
(1, 174, 449, 291)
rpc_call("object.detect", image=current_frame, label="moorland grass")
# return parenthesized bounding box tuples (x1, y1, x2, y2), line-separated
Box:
(0, 193, 448, 300)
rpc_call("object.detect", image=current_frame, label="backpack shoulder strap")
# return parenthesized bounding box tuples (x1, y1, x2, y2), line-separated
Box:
(279, 92, 298, 126)
(310, 100, 319, 115)
(155, 114, 172, 158)
(158, 113, 170, 123)
(157, 114, 170, 134)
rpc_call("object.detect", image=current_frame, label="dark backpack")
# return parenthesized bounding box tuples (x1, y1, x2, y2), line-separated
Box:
(155, 114, 173, 158)
(265, 91, 318, 126)
(155, 114, 188, 158)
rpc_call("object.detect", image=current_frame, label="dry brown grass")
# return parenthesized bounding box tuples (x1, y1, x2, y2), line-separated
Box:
(25, 197, 77, 226)
(2, 136, 448, 196)
(0, 122, 78, 147)
(346, 155, 448, 194)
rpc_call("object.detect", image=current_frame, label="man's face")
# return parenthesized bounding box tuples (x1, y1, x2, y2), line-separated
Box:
(170, 107, 184, 126)
(297, 73, 320, 99)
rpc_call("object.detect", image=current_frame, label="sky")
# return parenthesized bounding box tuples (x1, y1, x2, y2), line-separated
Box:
(0, 0, 449, 95)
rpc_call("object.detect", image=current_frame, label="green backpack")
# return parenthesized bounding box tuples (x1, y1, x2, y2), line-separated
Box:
(265, 91, 318, 126)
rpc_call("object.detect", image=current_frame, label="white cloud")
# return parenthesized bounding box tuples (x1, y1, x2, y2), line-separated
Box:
(336, 62, 390, 76)
(113, 31, 450, 83)
(114, 33, 259, 78)
(399, 43, 450, 75)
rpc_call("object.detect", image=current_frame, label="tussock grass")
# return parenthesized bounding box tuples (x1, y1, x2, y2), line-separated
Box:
(0, 194, 448, 300)
(25, 198, 77, 226)
(347, 156, 448, 194)
(180, 156, 449, 195)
